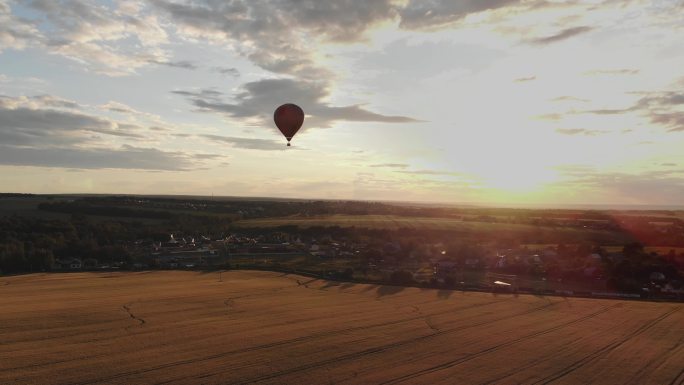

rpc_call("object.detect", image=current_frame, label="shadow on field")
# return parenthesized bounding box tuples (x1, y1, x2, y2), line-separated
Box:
(491, 291, 519, 298)
(296, 278, 318, 288)
(376, 285, 405, 297)
(339, 282, 356, 290)
(437, 289, 453, 299)
(322, 281, 341, 289)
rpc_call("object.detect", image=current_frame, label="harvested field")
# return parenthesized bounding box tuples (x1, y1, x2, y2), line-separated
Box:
(234, 214, 630, 244)
(1, 271, 682, 385)
(234, 214, 559, 231)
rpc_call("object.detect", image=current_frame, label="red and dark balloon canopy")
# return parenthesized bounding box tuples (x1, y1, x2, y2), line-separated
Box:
(273, 103, 304, 146)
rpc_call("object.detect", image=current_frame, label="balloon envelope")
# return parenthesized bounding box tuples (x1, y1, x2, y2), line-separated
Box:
(274, 103, 304, 146)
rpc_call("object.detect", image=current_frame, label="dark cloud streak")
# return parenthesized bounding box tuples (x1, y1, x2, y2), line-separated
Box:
(555, 128, 604, 136)
(369, 163, 409, 168)
(0, 95, 221, 170)
(584, 68, 640, 76)
(577, 91, 684, 132)
(399, 0, 520, 29)
(149, 59, 197, 70)
(514, 76, 536, 82)
(175, 78, 420, 129)
(211, 66, 239, 76)
(201, 134, 286, 151)
(529, 26, 593, 45)
(0, 105, 145, 145)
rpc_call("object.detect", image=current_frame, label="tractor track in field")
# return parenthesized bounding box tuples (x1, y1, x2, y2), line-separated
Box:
(217, 282, 307, 308)
(375, 302, 623, 385)
(122, 304, 145, 327)
(2, 290, 502, 375)
(222, 292, 270, 306)
(477, 306, 681, 385)
(3, 280, 505, 378)
(530, 306, 681, 385)
(192, 301, 561, 385)
(9, 272, 683, 385)
(627, 336, 684, 385)
(424, 317, 439, 332)
(670, 367, 684, 385)
(476, 325, 617, 385)
(67, 297, 519, 385)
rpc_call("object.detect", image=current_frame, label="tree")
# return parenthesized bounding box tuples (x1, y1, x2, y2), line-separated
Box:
(389, 270, 414, 285)
(623, 242, 645, 258)
(0, 240, 26, 273)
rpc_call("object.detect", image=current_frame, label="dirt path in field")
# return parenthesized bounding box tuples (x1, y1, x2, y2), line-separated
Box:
(122, 303, 146, 327)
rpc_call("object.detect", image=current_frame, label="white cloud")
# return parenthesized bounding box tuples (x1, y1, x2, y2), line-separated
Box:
(0, 94, 227, 170)
(0, 0, 42, 52)
(1, 0, 171, 75)
(152, 0, 400, 79)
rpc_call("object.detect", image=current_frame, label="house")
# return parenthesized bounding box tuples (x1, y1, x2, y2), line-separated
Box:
(383, 242, 401, 255)
(82, 258, 99, 269)
(465, 258, 480, 268)
(607, 253, 625, 263)
(53, 258, 82, 270)
(433, 260, 457, 276)
(528, 254, 542, 265)
(542, 249, 558, 258)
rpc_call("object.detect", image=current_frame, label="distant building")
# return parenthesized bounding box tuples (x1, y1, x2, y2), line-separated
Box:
(53, 258, 82, 270)
(465, 258, 480, 268)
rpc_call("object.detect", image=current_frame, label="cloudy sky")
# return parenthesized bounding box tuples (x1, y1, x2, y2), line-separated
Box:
(1, 0, 683, 206)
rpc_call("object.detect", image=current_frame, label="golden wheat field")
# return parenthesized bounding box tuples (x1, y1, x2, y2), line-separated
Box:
(1, 271, 682, 385)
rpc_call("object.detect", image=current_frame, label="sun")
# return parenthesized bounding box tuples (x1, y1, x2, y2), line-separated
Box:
(478, 164, 560, 193)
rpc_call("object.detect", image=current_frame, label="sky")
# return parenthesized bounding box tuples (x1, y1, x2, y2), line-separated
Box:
(1, 0, 683, 206)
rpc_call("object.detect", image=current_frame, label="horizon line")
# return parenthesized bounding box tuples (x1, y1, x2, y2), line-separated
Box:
(2, 191, 683, 211)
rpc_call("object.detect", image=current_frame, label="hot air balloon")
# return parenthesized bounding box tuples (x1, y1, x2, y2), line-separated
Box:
(274, 103, 304, 146)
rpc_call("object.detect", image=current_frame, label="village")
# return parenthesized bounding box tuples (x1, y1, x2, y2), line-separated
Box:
(3, 195, 684, 301)
(49, 228, 684, 300)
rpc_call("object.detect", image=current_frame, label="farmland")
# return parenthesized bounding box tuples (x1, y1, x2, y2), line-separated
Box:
(234, 214, 566, 230)
(234, 214, 631, 243)
(1, 271, 682, 384)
